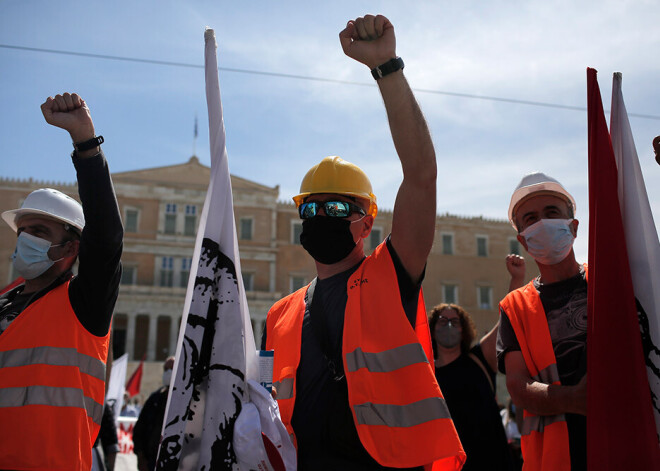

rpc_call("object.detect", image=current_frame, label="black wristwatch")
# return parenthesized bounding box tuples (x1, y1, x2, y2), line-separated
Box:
(371, 57, 404, 80)
(73, 135, 104, 152)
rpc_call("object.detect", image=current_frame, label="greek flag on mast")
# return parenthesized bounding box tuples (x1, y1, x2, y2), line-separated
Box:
(156, 28, 259, 470)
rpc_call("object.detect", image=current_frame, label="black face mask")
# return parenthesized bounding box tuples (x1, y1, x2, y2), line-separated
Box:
(300, 217, 356, 265)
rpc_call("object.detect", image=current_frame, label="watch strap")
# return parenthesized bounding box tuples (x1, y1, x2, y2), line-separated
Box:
(73, 135, 104, 152)
(371, 57, 404, 80)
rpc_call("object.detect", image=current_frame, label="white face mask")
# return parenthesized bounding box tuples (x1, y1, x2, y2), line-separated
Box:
(162, 369, 173, 386)
(520, 218, 575, 265)
(11, 233, 64, 280)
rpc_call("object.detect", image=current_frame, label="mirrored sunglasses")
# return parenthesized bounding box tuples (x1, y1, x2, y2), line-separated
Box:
(299, 201, 366, 219)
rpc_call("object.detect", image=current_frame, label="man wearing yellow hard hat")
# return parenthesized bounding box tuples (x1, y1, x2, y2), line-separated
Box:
(262, 14, 465, 471)
(496, 172, 586, 471)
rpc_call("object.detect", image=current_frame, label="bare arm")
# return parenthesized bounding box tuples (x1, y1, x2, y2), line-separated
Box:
(481, 255, 528, 371)
(480, 322, 499, 373)
(339, 15, 436, 282)
(505, 351, 586, 416)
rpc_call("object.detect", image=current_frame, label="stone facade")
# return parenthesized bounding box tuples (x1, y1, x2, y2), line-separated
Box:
(0, 156, 537, 390)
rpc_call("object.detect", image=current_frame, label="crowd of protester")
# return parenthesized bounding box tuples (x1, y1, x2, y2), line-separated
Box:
(0, 12, 593, 471)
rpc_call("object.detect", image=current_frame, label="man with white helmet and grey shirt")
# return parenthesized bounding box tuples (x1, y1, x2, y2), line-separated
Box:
(496, 172, 587, 471)
(0, 92, 122, 470)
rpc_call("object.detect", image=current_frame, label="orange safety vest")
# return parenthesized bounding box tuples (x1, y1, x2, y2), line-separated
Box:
(499, 265, 587, 471)
(0, 281, 109, 471)
(266, 242, 465, 470)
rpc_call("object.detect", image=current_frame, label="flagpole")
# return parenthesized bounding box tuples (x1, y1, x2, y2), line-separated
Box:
(193, 114, 198, 157)
(155, 28, 259, 470)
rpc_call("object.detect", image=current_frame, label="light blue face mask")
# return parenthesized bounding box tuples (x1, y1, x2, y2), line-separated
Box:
(520, 218, 575, 265)
(11, 232, 64, 280)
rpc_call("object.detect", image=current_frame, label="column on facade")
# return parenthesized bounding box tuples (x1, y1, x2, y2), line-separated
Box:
(147, 313, 158, 361)
(269, 260, 276, 293)
(126, 313, 136, 361)
(169, 315, 180, 358)
(270, 206, 277, 293)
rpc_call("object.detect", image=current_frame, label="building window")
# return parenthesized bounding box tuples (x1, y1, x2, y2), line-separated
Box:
(443, 284, 458, 304)
(242, 272, 254, 291)
(290, 275, 306, 293)
(160, 257, 174, 287)
(125, 208, 139, 233)
(509, 238, 520, 255)
(180, 257, 192, 288)
(478, 286, 493, 309)
(240, 218, 253, 241)
(291, 221, 303, 245)
(120, 265, 136, 285)
(164, 203, 177, 235)
(441, 233, 454, 255)
(370, 227, 383, 250)
(184, 205, 197, 236)
(476, 235, 488, 257)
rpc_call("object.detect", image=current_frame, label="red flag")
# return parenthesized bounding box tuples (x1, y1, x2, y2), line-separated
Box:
(125, 356, 145, 398)
(586, 68, 660, 470)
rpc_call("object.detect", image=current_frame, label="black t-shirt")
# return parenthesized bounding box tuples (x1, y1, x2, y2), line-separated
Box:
(496, 267, 587, 471)
(0, 150, 122, 338)
(435, 344, 514, 471)
(262, 238, 423, 471)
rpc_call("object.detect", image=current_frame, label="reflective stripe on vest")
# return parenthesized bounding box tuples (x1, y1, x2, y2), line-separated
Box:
(354, 396, 451, 428)
(345, 343, 428, 373)
(522, 413, 566, 436)
(0, 346, 106, 425)
(532, 363, 560, 385)
(522, 363, 565, 436)
(0, 346, 106, 381)
(0, 385, 104, 425)
(273, 377, 294, 400)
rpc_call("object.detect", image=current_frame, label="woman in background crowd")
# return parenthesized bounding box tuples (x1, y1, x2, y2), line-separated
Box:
(430, 254, 525, 470)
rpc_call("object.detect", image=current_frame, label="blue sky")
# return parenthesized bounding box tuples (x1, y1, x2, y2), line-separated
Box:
(2, 0, 660, 263)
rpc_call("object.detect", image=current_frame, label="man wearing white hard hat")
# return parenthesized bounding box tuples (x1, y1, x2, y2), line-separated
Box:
(0, 93, 123, 470)
(496, 172, 586, 471)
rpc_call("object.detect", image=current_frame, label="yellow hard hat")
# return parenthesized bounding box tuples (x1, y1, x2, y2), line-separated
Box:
(293, 156, 378, 218)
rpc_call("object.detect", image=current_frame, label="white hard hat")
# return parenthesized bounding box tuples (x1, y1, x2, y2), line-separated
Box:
(2, 188, 85, 234)
(508, 172, 576, 228)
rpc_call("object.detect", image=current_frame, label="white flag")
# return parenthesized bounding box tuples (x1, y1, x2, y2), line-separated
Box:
(106, 353, 128, 422)
(156, 28, 258, 470)
(611, 72, 660, 441)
